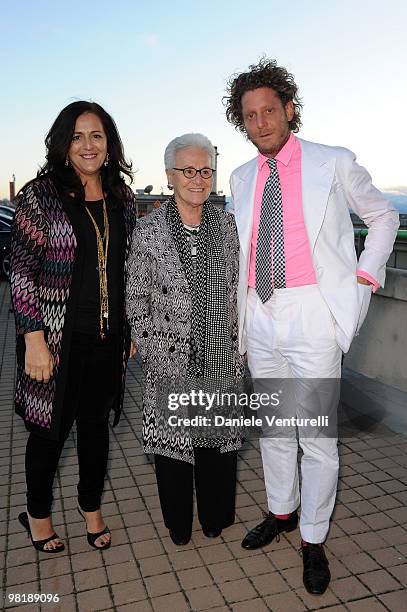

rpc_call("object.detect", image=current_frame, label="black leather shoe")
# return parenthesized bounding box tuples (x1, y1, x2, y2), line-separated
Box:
(202, 526, 222, 538)
(241, 511, 298, 550)
(169, 530, 191, 546)
(302, 542, 331, 594)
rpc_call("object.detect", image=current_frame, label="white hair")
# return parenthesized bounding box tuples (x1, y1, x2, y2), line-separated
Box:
(164, 133, 216, 169)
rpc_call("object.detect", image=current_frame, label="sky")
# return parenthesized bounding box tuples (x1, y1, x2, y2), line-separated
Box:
(1, 0, 406, 199)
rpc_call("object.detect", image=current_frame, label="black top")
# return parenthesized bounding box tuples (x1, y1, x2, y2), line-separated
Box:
(74, 199, 126, 335)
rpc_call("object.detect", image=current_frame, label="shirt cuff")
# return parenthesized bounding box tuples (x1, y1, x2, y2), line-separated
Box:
(357, 269, 380, 293)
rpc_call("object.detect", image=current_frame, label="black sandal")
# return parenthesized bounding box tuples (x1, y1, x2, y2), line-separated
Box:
(18, 512, 65, 554)
(77, 507, 111, 550)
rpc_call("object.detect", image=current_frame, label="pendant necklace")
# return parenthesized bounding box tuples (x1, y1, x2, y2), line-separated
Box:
(85, 198, 110, 339)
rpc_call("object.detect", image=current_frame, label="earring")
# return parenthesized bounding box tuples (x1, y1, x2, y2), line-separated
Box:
(65, 156, 69, 167)
(104, 153, 109, 167)
(167, 184, 173, 190)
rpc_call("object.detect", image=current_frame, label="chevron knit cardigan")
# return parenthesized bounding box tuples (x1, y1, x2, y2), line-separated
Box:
(10, 177, 137, 436)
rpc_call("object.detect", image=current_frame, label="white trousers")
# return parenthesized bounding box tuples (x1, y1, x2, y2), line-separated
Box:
(246, 285, 342, 543)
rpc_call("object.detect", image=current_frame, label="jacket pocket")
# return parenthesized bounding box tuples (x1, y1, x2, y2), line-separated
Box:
(355, 283, 372, 335)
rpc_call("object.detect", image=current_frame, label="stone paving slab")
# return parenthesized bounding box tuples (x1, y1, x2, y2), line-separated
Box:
(0, 280, 406, 611)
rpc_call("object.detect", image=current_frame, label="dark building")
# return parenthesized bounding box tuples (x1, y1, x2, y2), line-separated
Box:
(9, 176, 16, 202)
(135, 192, 226, 217)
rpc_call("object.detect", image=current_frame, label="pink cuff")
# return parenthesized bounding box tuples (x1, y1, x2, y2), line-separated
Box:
(357, 269, 380, 293)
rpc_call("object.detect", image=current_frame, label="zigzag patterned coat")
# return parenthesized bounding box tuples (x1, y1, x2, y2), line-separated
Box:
(10, 177, 137, 438)
(126, 201, 246, 464)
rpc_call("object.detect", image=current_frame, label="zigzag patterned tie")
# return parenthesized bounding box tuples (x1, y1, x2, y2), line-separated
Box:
(255, 158, 286, 303)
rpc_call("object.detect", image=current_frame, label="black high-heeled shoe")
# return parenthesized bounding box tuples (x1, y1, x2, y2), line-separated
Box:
(77, 507, 111, 550)
(18, 512, 65, 554)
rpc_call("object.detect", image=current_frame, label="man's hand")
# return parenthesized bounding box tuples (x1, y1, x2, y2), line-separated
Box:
(357, 276, 372, 286)
(24, 331, 54, 383)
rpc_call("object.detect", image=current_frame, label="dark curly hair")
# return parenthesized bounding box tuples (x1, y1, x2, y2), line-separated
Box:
(33, 101, 133, 203)
(224, 58, 302, 134)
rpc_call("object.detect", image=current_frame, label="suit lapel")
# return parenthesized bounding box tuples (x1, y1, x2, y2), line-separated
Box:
(233, 158, 257, 259)
(234, 140, 335, 259)
(299, 138, 335, 252)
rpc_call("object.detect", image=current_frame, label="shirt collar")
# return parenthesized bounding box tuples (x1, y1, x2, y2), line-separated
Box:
(257, 132, 297, 169)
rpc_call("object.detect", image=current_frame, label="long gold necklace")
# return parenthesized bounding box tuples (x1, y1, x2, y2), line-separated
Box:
(85, 198, 110, 339)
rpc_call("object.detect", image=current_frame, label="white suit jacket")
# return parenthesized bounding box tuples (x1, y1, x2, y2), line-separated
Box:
(229, 138, 399, 354)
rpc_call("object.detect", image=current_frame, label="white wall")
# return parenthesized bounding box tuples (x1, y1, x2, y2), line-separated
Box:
(344, 269, 407, 392)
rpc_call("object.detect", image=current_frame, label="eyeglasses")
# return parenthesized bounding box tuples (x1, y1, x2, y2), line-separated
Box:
(172, 167, 215, 179)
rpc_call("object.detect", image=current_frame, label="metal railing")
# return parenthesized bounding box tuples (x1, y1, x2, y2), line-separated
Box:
(354, 229, 407, 270)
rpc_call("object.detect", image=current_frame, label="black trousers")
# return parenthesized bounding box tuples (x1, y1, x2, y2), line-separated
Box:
(154, 448, 238, 538)
(25, 332, 121, 518)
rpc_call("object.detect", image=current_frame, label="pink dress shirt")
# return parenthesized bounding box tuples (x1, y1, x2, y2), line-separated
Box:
(248, 133, 316, 289)
(248, 133, 379, 292)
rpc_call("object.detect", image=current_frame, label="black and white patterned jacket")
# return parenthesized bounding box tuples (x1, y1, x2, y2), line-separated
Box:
(126, 201, 245, 463)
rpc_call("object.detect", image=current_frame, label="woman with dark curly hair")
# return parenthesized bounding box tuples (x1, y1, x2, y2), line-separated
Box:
(10, 101, 137, 552)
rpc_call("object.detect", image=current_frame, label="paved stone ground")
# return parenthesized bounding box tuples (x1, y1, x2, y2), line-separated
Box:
(0, 279, 406, 612)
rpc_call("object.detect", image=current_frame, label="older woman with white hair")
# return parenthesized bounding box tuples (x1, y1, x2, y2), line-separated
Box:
(126, 133, 245, 545)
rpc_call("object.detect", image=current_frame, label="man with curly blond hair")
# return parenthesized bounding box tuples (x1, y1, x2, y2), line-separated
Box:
(225, 58, 398, 594)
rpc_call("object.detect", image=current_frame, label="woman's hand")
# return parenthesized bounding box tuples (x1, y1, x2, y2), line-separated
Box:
(129, 341, 137, 358)
(24, 331, 54, 383)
